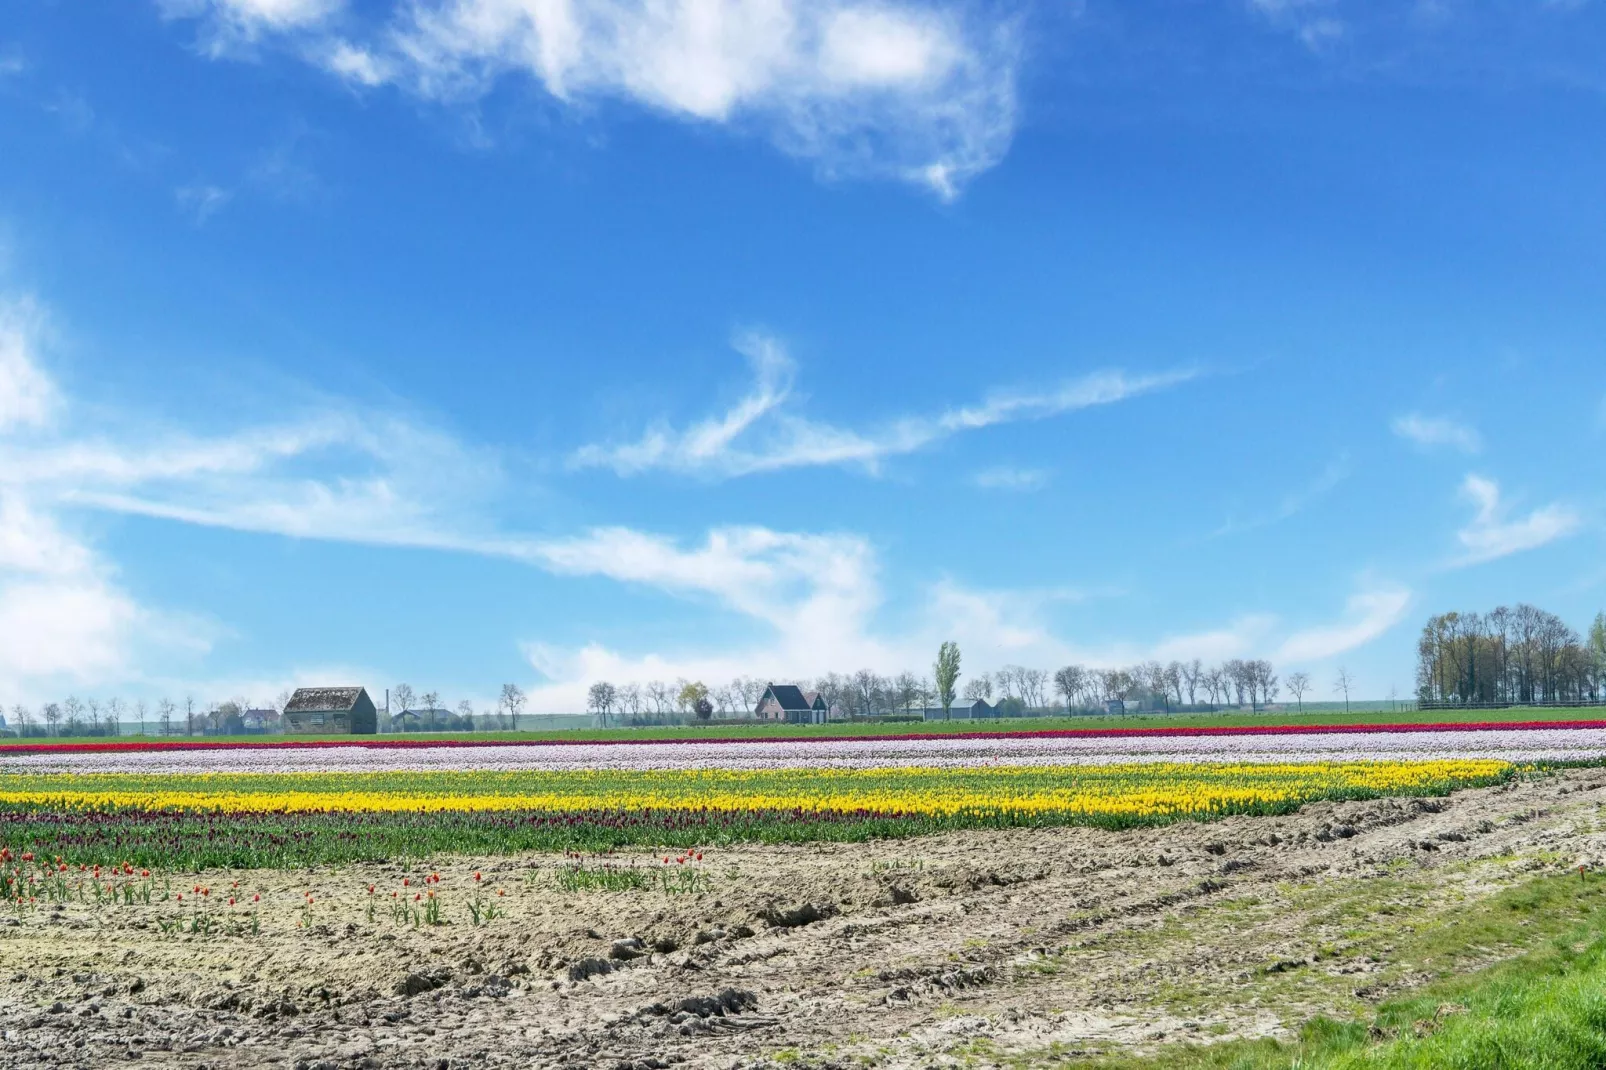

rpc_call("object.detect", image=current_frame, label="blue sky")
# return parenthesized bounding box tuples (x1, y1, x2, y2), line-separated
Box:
(0, 0, 1603, 712)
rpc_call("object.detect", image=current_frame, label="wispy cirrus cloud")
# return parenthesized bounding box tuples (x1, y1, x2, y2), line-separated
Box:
(1392, 412, 1482, 454)
(1452, 474, 1581, 567)
(571, 332, 1197, 479)
(175, 183, 233, 225)
(1246, 0, 1344, 49)
(161, 0, 1020, 198)
(971, 466, 1051, 492)
(1212, 455, 1348, 537)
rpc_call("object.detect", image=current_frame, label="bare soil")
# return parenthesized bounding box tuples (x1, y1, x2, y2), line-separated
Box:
(5, 769, 1606, 1069)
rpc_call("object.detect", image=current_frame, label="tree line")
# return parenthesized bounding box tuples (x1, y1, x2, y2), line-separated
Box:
(1416, 605, 1606, 707)
(583, 650, 1347, 723)
(2, 694, 285, 737)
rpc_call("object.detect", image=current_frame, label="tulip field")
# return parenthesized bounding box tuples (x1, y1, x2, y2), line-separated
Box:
(0, 719, 1579, 869)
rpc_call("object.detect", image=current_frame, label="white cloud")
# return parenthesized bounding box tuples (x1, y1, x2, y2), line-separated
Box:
(0, 312, 214, 702)
(971, 466, 1050, 492)
(1392, 412, 1482, 454)
(1247, 0, 1345, 49)
(1275, 585, 1412, 663)
(1452, 474, 1581, 566)
(164, 0, 1020, 197)
(161, 0, 342, 35)
(175, 184, 233, 225)
(0, 299, 56, 432)
(572, 332, 1197, 478)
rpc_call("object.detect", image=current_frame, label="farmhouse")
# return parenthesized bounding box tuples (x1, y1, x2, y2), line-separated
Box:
(754, 683, 828, 724)
(282, 687, 378, 735)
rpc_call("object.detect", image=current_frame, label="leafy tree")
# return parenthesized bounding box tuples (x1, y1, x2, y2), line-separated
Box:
(676, 680, 709, 715)
(933, 641, 961, 720)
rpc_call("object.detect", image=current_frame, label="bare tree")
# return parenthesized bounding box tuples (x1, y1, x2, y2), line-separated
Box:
(133, 699, 147, 735)
(43, 702, 61, 736)
(157, 698, 175, 736)
(10, 705, 30, 736)
(183, 695, 197, 736)
(894, 672, 920, 716)
(393, 683, 416, 721)
(1053, 665, 1087, 712)
(1022, 668, 1048, 711)
(1334, 666, 1354, 715)
(1100, 669, 1135, 708)
(587, 682, 618, 725)
(87, 698, 101, 734)
(1164, 662, 1184, 708)
(1252, 661, 1278, 710)
(645, 681, 671, 715)
(620, 682, 643, 720)
(456, 700, 475, 728)
(499, 683, 526, 730)
(106, 697, 124, 736)
(1181, 659, 1203, 707)
(64, 696, 84, 734)
(1286, 671, 1311, 712)
(419, 690, 441, 729)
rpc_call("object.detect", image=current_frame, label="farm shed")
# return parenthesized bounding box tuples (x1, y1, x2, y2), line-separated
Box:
(282, 687, 378, 735)
(921, 698, 996, 720)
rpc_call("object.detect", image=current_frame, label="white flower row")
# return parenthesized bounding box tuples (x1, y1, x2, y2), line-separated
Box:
(4, 727, 1605, 775)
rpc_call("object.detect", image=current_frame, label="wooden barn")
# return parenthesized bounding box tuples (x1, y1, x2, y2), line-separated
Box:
(282, 687, 378, 735)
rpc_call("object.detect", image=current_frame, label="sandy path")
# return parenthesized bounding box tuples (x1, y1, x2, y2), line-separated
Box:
(3, 769, 1606, 1068)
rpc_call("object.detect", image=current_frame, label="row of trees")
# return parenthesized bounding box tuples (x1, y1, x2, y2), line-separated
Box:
(1416, 606, 1606, 707)
(2, 694, 291, 737)
(581, 650, 1357, 723)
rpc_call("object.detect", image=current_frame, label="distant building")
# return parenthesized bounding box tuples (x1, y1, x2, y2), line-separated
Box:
(282, 687, 378, 735)
(921, 698, 995, 720)
(754, 683, 827, 724)
(392, 708, 452, 731)
(241, 708, 279, 733)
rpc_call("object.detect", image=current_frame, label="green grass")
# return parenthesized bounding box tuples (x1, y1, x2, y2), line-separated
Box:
(1068, 873, 1606, 1070)
(13, 705, 1605, 747)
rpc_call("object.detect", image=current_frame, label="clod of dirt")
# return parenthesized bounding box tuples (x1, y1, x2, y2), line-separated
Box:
(611, 937, 648, 960)
(568, 957, 615, 982)
(652, 936, 679, 953)
(459, 974, 511, 999)
(395, 966, 452, 996)
(887, 885, 919, 905)
(692, 928, 724, 945)
(759, 902, 837, 928)
(642, 988, 759, 1022)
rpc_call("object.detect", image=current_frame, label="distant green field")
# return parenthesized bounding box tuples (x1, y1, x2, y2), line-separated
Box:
(10, 704, 1604, 747)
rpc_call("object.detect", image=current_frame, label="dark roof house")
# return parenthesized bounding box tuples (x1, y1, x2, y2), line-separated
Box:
(283, 687, 377, 735)
(754, 683, 828, 724)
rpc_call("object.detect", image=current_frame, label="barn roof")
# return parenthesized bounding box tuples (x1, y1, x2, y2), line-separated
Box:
(760, 683, 812, 711)
(284, 687, 368, 714)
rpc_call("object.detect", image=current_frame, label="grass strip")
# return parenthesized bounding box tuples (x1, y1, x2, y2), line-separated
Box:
(1081, 874, 1606, 1070)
